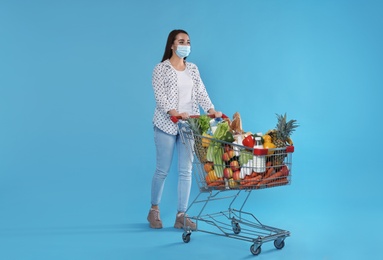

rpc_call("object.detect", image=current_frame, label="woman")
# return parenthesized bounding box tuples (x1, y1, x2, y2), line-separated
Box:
(148, 29, 222, 229)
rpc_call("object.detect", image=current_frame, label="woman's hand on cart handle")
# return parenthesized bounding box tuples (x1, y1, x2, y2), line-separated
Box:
(168, 110, 190, 122)
(208, 109, 222, 119)
(177, 112, 190, 120)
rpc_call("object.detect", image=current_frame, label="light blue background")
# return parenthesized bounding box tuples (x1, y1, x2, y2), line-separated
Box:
(1, 0, 382, 259)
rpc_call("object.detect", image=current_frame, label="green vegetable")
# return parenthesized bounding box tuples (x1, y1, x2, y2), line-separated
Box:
(239, 150, 253, 165)
(206, 140, 217, 163)
(212, 121, 230, 140)
(212, 147, 224, 178)
(198, 115, 211, 134)
(222, 131, 234, 143)
(206, 121, 231, 178)
(186, 118, 202, 135)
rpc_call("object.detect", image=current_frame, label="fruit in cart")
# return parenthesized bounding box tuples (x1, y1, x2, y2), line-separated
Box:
(186, 117, 209, 163)
(203, 162, 214, 173)
(233, 170, 241, 181)
(186, 117, 202, 135)
(267, 113, 299, 147)
(228, 178, 238, 189)
(266, 113, 299, 166)
(205, 169, 218, 184)
(223, 167, 233, 179)
(201, 133, 212, 148)
(222, 152, 230, 162)
(286, 136, 294, 145)
(224, 144, 232, 153)
(194, 135, 208, 163)
(228, 149, 235, 159)
(230, 160, 240, 171)
(263, 134, 272, 143)
(223, 145, 235, 158)
(263, 138, 276, 155)
(205, 174, 211, 185)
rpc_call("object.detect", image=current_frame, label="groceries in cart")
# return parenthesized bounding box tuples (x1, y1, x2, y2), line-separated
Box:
(173, 112, 298, 255)
(181, 112, 299, 190)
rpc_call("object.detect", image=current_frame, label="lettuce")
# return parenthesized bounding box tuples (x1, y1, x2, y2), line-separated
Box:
(198, 115, 211, 134)
(212, 121, 230, 140)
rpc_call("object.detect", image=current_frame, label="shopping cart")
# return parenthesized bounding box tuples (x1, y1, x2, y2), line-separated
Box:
(172, 115, 294, 256)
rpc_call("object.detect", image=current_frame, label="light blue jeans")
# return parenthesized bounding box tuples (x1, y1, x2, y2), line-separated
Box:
(151, 126, 194, 213)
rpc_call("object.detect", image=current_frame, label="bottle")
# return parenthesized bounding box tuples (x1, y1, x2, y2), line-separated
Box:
(233, 134, 243, 157)
(253, 136, 266, 173)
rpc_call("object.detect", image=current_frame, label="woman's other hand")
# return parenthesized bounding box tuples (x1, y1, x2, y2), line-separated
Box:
(168, 109, 189, 119)
(208, 109, 222, 118)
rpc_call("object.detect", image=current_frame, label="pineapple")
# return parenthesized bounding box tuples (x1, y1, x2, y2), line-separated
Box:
(186, 118, 208, 163)
(186, 117, 202, 135)
(267, 113, 299, 167)
(272, 113, 298, 147)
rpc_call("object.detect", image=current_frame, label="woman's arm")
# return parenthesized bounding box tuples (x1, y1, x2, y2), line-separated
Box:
(152, 64, 175, 114)
(190, 64, 222, 118)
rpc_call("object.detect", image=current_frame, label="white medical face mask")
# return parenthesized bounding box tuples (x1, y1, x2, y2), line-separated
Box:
(175, 45, 191, 58)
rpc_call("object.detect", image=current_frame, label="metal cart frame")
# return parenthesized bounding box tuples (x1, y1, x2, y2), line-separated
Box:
(176, 118, 294, 256)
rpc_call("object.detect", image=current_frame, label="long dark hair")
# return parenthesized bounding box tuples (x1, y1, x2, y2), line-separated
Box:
(161, 29, 189, 62)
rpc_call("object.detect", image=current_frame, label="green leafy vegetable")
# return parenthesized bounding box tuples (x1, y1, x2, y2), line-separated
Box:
(239, 150, 253, 165)
(198, 115, 211, 134)
(186, 118, 202, 135)
(206, 121, 231, 178)
(212, 121, 230, 141)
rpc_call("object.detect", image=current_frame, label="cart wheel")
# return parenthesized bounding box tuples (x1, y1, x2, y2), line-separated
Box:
(250, 244, 261, 255)
(274, 239, 285, 250)
(182, 232, 191, 243)
(232, 223, 241, 234)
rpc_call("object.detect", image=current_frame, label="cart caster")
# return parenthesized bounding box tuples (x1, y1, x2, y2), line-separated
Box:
(250, 244, 261, 256)
(232, 222, 241, 234)
(274, 239, 285, 250)
(182, 232, 191, 243)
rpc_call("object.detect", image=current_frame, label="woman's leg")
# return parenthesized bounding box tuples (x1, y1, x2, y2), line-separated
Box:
(151, 126, 176, 207)
(176, 134, 194, 213)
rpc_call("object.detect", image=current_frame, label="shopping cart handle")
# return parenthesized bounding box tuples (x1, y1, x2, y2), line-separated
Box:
(171, 113, 228, 123)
